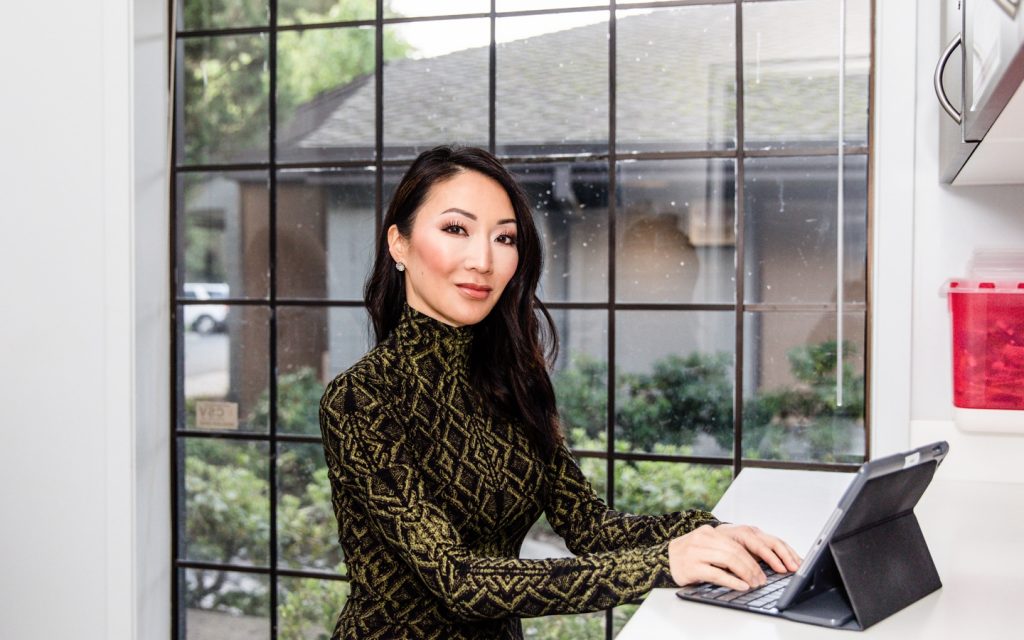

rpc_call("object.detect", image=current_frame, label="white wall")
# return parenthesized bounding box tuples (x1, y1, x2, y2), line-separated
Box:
(0, 1, 169, 638)
(908, 1, 1024, 482)
(134, 0, 172, 636)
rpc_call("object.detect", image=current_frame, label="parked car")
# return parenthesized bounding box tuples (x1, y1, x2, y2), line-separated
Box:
(183, 282, 229, 334)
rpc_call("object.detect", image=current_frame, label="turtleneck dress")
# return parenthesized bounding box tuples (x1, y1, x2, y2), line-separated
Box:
(318, 305, 720, 639)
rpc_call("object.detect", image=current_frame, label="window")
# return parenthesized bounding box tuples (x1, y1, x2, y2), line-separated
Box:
(172, 1, 872, 638)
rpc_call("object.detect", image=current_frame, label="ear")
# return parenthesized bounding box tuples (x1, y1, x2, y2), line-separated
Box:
(387, 224, 408, 264)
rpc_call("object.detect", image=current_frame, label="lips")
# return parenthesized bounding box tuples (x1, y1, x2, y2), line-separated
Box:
(456, 283, 492, 300)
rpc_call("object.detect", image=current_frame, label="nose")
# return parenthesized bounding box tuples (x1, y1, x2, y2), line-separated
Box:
(464, 235, 493, 274)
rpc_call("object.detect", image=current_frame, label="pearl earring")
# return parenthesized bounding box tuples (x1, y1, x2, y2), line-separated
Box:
(396, 262, 406, 272)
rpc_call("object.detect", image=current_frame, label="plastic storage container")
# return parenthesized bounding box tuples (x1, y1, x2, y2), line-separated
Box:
(943, 250, 1024, 434)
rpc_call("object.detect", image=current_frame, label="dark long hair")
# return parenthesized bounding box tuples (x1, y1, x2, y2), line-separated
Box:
(365, 145, 562, 457)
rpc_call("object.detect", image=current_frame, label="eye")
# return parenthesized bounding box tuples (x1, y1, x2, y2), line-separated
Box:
(496, 233, 517, 246)
(441, 221, 467, 236)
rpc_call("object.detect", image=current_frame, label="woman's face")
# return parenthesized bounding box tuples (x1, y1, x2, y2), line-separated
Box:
(388, 169, 519, 327)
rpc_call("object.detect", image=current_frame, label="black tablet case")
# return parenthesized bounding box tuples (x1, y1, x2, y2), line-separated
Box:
(778, 460, 943, 630)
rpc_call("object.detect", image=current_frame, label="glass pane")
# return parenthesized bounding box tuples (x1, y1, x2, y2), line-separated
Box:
(616, 158, 736, 304)
(613, 603, 641, 637)
(278, 443, 346, 571)
(387, 0, 489, 18)
(521, 611, 606, 639)
(179, 0, 269, 30)
(578, 453, 607, 500)
(276, 27, 377, 163)
(276, 308, 330, 436)
(177, 171, 270, 299)
(383, 19, 490, 159)
(742, 311, 866, 464)
(277, 306, 372, 435)
(280, 0, 374, 25)
(615, 311, 735, 456)
(743, 155, 868, 304)
(383, 164, 412, 212)
(521, 513, 573, 560)
(549, 309, 607, 451)
(509, 162, 609, 303)
(522, 454, 607, 561)
(276, 168, 376, 299)
(498, 0, 607, 9)
(180, 568, 269, 640)
(278, 578, 350, 640)
(180, 305, 271, 433)
(179, 438, 270, 566)
(743, 0, 871, 150)
(614, 460, 732, 515)
(616, 6, 736, 153)
(496, 13, 608, 155)
(180, 34, 269, 165)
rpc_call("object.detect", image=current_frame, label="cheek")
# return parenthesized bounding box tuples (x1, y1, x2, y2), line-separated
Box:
(495, 250, 519, 288)
(410, 234, 458, 277)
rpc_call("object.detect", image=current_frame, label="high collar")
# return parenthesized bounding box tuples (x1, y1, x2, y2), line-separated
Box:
(391, 304, 474, 371)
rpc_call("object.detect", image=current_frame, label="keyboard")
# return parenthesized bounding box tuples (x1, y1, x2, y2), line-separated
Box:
(676, 562, 793, 613)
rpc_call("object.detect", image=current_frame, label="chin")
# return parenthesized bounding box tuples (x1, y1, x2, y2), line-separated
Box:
(449, 300, 499, 327)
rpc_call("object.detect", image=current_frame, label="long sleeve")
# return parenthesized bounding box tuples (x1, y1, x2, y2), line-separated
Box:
(320, 374, 681, 621)
(542, 442, 720, 555)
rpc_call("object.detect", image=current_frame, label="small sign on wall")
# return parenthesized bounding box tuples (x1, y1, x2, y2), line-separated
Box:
(196, 401, 239, 430)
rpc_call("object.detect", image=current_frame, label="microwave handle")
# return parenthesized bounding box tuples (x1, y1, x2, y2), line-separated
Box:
(934, 33, 963, 125)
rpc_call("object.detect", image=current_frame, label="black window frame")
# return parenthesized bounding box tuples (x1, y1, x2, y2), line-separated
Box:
(170, 1, 874, 638)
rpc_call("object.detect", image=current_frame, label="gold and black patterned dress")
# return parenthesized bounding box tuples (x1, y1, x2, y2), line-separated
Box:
(318, 305, 719, 639)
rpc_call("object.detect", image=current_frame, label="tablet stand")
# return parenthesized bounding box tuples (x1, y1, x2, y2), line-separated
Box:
(829, 510, 942, 629)
(782, 460, 943, 630)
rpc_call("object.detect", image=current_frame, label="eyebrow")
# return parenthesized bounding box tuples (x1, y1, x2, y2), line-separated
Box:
(440, 207, 517, 226)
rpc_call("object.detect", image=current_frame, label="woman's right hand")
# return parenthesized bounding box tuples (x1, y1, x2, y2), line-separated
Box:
(667, 523, 800, 591)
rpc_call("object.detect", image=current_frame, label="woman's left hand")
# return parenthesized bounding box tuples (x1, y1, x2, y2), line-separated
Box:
(714, 523, 802, 577)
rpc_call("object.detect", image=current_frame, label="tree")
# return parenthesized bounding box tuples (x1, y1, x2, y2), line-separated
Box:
(743, 339, 865, 462)
(182, 0, 411, 163)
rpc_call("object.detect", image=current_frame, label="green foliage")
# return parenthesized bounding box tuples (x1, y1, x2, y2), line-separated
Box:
(743, 340, 865, 463)
(553, 340, 865, 465)
(183, 0, 270, 30)
(553, 354, 607, 442)
(251, 366, 325, 435)
(522, 611, 606, 639)
(184, 439, 269, 611)
(277, 449, 345, 572)
(616, 352, 733, 452)
(183, 33, 269, 164)
(278, 578, 349, 640)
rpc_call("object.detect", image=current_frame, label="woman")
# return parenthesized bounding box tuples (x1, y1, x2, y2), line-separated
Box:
(319, 145, 800, 639)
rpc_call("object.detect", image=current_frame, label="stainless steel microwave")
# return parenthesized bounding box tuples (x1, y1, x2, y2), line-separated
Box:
(936, 0, 1024, 183)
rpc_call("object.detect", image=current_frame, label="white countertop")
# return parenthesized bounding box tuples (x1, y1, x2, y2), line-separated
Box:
(616, 468, 1024, 638)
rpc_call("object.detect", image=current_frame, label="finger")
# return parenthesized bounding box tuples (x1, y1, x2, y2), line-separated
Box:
(753, 541, 788, 574)
(734, 528, 800, 574)
(781, 540, 803, 571)
(758, 534, 802, 572)
(703, 539, 766, 587)
(694, 565, 751, 592)
(731, 530, 787, 574)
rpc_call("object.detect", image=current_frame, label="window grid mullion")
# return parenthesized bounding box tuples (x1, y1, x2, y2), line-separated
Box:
(731, 0, 746, 480)
(606, 6, 618, 636)
(267, 1, 280, 637)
